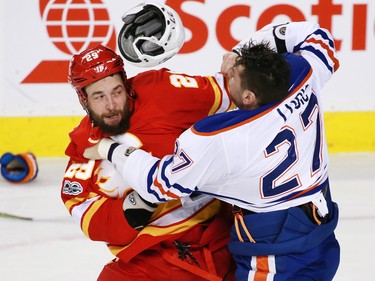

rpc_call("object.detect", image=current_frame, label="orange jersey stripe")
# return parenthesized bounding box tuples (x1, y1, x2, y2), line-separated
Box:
(306, 38, 340, 72)
(254, 256, 269, 281)
(153, 173, 180, 200)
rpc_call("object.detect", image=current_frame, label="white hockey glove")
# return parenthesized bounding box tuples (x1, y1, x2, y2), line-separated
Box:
(83, 138, 137, 177)
(83, 138, 118, 160)
(123, 190, 158, 230)
(84, 138, 137, 161)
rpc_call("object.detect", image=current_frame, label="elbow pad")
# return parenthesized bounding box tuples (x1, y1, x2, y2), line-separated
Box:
(0, 152, 38, 183)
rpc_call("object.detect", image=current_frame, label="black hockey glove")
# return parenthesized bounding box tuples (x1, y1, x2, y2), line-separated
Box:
(123, 190, 158, 230)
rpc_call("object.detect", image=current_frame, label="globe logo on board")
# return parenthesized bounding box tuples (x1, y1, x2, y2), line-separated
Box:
(22, 0, 116, 83)
(41, 0, 116, 55)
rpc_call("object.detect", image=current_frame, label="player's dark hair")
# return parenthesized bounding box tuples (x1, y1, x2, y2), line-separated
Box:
(235, 41, 290, 105)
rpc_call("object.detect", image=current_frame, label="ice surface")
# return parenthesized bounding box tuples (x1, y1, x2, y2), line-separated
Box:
(0, 154, 374, 281)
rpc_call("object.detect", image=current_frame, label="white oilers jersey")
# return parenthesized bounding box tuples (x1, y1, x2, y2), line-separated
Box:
(121, 21, 340, 212)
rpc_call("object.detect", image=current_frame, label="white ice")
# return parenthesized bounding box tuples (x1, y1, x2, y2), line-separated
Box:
(1, 153, 374, 281)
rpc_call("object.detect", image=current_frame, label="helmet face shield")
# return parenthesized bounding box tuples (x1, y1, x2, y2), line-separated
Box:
(118, 2, 185, 67)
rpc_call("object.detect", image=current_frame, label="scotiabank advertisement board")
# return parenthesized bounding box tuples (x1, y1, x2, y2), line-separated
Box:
(0, 0, 374, 155)
(1, 0, 374, 116)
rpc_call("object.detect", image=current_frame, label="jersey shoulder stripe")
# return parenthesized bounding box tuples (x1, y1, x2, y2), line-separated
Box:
(206, 76, 224, 115)
(294, 29, 339, 73)
(207, 74, 236, 115)
(192, 104, 275, 136)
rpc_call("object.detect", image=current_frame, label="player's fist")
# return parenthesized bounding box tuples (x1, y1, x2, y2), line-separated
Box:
(123, 190, 158, 230)
(83, 138, 116, 160)
(220, 52, 239, 76)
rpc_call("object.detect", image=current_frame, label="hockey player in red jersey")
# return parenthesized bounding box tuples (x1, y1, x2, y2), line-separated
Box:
(61, 2, 236, 280)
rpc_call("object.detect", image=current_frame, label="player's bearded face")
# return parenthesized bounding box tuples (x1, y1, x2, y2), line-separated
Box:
(87, 100, 131, 135)
(84, 73, 132, 135)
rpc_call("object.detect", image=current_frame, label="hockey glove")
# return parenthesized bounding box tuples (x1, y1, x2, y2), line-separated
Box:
(123, 190, 158, 230)
(0, 152, 38, 183)
(83, 138, 117, 160)
(83, 138, 137, 167)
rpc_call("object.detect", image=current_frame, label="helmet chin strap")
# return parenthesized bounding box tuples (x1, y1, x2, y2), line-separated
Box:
(82, 99, 94, 123)
(126, 82, 137, 115)
(78, 93, 91, 117)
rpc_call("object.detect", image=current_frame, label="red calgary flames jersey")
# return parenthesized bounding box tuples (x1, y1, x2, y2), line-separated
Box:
(62, 68, 235, 262)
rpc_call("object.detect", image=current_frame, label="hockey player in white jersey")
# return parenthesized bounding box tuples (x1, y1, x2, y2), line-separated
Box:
(85, 21, 340, 280)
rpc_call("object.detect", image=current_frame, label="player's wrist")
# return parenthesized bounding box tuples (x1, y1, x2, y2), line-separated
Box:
(106, 142, 120, 162)
(97, 138, 117, 160)
(109, 145, 136, 162)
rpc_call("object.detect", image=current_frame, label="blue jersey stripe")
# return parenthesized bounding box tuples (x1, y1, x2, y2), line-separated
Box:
(147, 160, 167, 202)
(314, 29, 335, 48)
(293, 30, 335, 73)
(300, 45, 333, 73)
(160, 157, 193, 195)
(146, 157, 194, 201)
